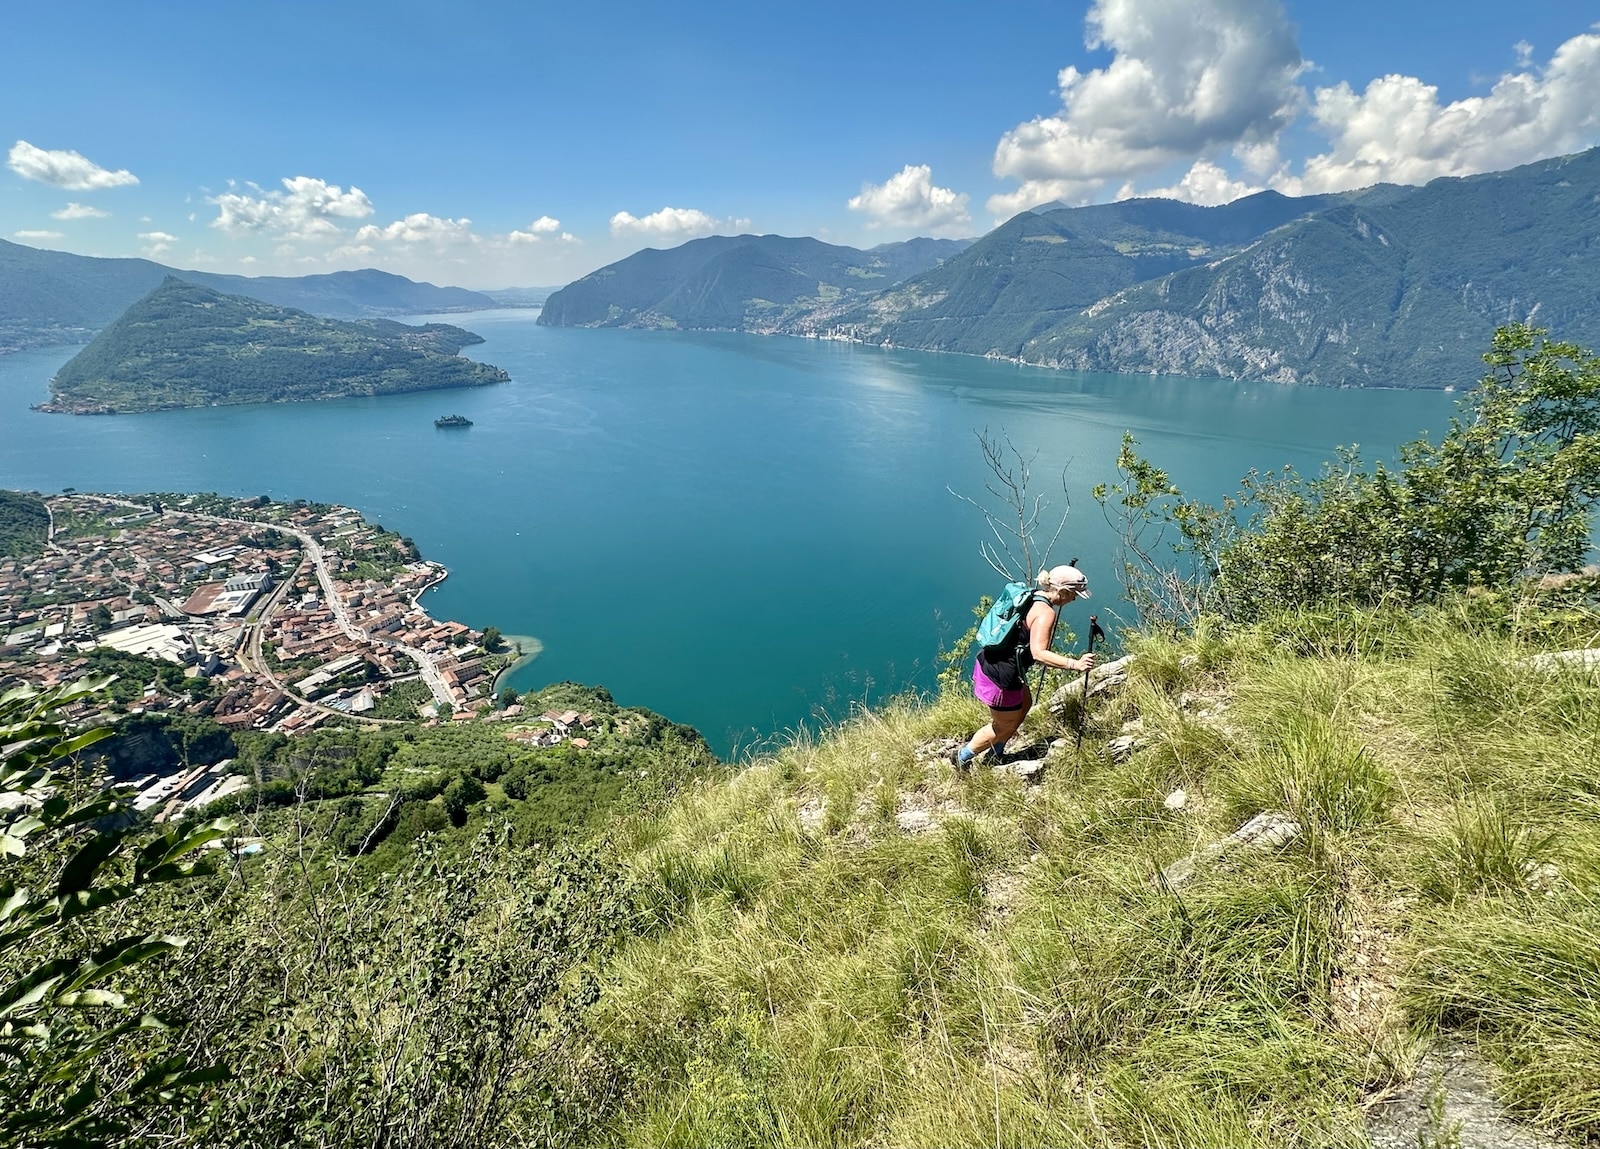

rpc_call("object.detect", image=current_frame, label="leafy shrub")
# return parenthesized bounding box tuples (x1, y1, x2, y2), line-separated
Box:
(1096, 324, 1600, 625)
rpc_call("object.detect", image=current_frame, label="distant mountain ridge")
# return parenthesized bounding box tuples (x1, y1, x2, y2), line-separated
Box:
(539, 148, 1600, 388)
(537, 234, 972, 331)
(0, 238, 498, 353)
(40, 278, 508, 414)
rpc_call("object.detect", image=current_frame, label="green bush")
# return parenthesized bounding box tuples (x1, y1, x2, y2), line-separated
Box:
(1096, 324, 1600, 625)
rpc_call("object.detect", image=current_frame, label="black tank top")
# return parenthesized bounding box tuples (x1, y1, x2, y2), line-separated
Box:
(976, 595, 1055, 690)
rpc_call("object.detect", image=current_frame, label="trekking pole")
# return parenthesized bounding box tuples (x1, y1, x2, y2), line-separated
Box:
(1074, 615, 1106, 752)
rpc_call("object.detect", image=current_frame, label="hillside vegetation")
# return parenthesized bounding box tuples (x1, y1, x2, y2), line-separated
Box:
(587, 594, 1600, 1147)
(0, 490, 49, 557)
(6, 325, 1600, 1146)
(40, 278, 510, 413)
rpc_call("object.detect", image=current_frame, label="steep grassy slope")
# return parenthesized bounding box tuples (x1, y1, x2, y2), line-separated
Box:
(590, 595, 1600, 1146)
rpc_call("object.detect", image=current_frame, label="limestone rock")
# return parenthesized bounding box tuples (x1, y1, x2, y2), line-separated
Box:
(895, 809, 935, 834)
(1107, 735, 1139, 762)
(1524, 647, 1600, 673)
(1160, 810, 1301, 887)
(797, 798, 826, 834)
(1366, 1043, 1566, 1149)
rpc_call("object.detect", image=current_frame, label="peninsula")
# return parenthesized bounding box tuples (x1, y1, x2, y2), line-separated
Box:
(37, 277, 510, 414)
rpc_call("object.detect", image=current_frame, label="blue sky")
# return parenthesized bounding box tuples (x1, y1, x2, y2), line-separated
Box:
(4, 0, 1598, 289)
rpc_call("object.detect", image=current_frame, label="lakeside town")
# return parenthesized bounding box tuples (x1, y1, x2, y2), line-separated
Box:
(0, 492, 589, 819)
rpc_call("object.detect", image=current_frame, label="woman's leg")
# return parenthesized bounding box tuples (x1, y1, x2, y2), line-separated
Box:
(961, 688, 1032, 762)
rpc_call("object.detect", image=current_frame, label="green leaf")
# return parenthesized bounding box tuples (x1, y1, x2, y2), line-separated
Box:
(0, 958, 76, 1019)
(59, 934, 183, 995)
(56, 831, 127, 899)
(54, 987, 127, 1008)
(133, 819, 234, 883)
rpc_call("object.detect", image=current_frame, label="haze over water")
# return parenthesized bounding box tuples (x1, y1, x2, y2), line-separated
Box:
(0, 310, 1454, 755)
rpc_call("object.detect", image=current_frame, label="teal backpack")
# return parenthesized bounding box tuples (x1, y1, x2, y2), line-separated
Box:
(976, 582, 1042, 650)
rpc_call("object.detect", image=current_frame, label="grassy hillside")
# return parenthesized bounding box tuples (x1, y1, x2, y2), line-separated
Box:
(588, 594, 1600, 1146)
(42, 277, 510, 413)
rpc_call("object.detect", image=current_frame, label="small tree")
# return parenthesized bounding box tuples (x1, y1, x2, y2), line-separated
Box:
(949, 429, 1074, 582)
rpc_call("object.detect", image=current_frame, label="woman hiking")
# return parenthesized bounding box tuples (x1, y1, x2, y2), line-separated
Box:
(954, 565, 1097, 769)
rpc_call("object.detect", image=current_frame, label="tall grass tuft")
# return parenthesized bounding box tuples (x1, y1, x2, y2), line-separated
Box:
(1409, 898, 1600, 1141)
(1223, 711, 1395, 834)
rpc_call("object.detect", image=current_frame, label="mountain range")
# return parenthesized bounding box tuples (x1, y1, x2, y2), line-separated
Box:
(539, 149, 1600, 388)
(536, 235, 971, 332)
(0, 238, 497, 354)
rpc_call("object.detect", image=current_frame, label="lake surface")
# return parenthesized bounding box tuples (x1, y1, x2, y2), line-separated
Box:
(0, 311, 1454, 755)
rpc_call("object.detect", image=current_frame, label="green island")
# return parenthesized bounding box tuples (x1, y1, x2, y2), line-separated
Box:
(36, 277, 511, 414)
(6, 324, 1600, 1147)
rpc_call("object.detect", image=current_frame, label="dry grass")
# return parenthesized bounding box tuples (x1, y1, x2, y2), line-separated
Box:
(588, 596, 1600, 1147)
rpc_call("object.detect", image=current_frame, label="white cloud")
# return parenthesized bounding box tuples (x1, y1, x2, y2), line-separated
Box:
(7, 140, 139, 190)
(988, 0, 1303, 216)
(507, 215, 562, 243)
(610, 206, 750, 242)
(14, 229, 64, 240)
(847, 164, 972, 234)
(1117, 159, 1263, 205)
(1275, 30, 1600, 195)
(51, 202, 109, 220)
(354, 212, 476, 244)
(210, 176, 374, 240)
(139, 229, 177, 257)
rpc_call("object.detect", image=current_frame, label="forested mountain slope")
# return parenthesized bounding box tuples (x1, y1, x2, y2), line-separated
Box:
(537, 233, 971, 330)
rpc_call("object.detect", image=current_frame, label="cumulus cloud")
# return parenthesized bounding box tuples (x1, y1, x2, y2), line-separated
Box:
(139, 229, 177, 256)
(14, 229, 64, 240)
(1117, 159, 1263, 205)
(354, 213, 476, 244)
(7, 140, 139, 190)
(52, 202, 109, 220)
(1275, 30, 1600, 195)
(848, 164, 972, 234)
(988, 0, 1303, 217)
(507, 215, 562, 243)
(210, 176, 374, 240)
(610, 206, 750, 242)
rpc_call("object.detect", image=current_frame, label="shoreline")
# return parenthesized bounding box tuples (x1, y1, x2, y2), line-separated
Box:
(489, 634, 544, 698)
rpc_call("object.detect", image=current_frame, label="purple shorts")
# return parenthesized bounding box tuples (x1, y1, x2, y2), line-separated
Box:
(973, 661, 1028, 711)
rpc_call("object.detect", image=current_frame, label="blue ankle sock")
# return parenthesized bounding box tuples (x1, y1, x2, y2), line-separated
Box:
(991, 741, 1008, 761)
(955, 745, 975, 765)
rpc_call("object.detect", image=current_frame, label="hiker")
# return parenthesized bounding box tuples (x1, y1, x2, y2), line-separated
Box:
(954, 565, 1097, 769)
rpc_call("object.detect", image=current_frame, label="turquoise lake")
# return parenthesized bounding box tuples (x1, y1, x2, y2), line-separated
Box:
(0, 310, 1455, 755)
